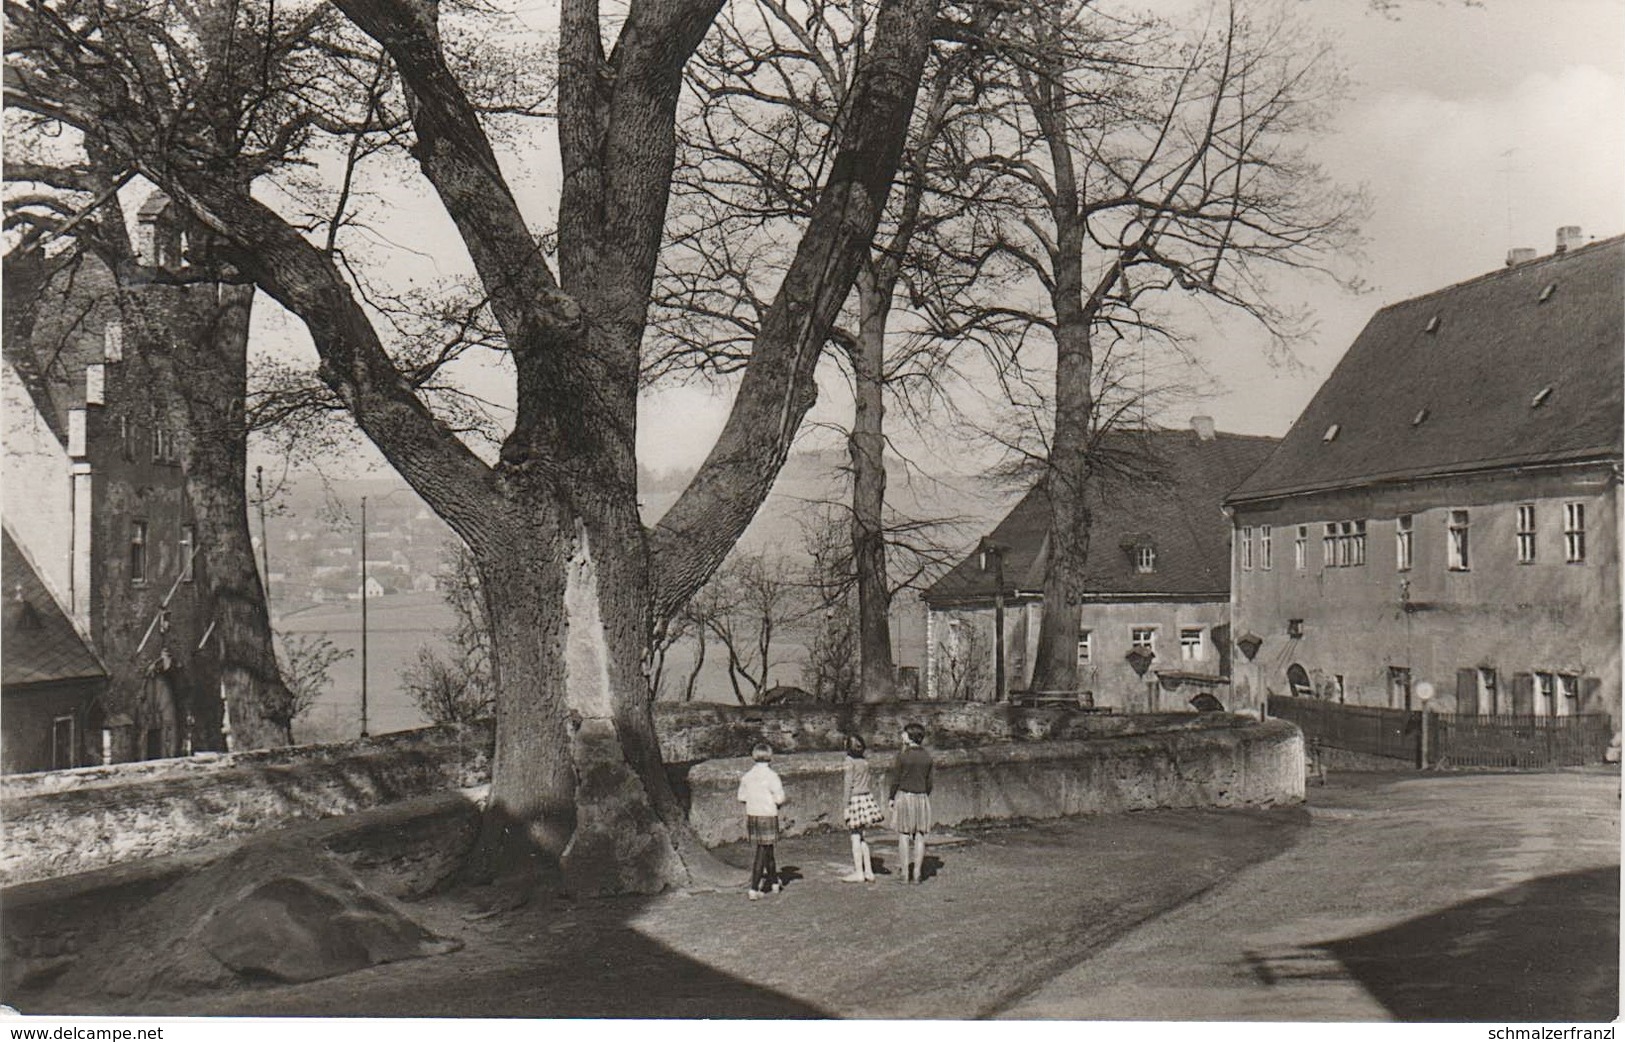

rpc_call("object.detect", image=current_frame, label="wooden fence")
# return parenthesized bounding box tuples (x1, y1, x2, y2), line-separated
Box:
(1266, 695, 1612, 769)
(1268, 696, 1418, 763)
(1430, 712, 1612, 768)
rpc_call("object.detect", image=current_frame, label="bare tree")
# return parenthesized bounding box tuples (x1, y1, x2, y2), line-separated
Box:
(271, 632, 354, 744)
(937, 0, 1361, 694)
(652, 0, 1009, 702)
(6, 0, 943, 893)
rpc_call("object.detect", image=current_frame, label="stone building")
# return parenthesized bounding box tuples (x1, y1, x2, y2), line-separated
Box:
(1226, 231, 1622, 728)
(923, 421, 1279, 710)
(2, 226, 221, 769)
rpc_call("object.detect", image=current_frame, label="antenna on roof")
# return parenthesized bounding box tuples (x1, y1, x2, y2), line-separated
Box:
(1498, 148, 1517, 257)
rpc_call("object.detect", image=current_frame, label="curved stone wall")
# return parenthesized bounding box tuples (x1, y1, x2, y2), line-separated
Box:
(0, 707, 1300, 886)
(686, 719, 1305, 846)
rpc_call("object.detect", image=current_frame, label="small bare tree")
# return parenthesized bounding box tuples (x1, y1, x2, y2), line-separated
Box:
(271, 632, 354, 744)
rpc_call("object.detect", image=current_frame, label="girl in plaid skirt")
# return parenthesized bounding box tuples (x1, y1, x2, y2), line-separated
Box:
(737, 742, 787, 900)
(840, 734, 884, 882)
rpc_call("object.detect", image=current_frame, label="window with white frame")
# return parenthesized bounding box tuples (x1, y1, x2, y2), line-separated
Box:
(1321, 520, 1368, 568)
(1240, 526, 1253, 571)
(1396, 514, 1413, 571)
(1447, 510, 1470, 570)
(1135, 546, 1156, 574)
(1564, 502, 1586, 563)
(1260, 525, 1272, 570)
(1535, 671, 1556, 717)
(1516, 504, 1537, 564)
(1556, 673, 1579, 717)
(180, 524, 196, 583)
(1130, 627, 1157, 655)
(1294, 525, 1307, 570)
(1179, 627, 1204, 661)
(1323, 522, 1336, 565)
(1076, 630, 1093, 666)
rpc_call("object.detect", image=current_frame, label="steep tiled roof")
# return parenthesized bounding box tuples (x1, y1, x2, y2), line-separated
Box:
(2, 526, 106, 688)
(1231, 236, 1625, 503)
(925, 429, 1279, 604)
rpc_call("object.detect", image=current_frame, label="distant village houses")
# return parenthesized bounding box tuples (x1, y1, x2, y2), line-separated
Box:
(1227, 229, 1622, 730)
(923, 421, 1279, 711)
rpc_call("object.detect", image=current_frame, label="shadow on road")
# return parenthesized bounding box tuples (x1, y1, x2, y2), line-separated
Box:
(1318, 865, 1619, 1022)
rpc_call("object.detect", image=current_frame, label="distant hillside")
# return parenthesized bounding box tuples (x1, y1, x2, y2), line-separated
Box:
(639, 449, 1014, 564)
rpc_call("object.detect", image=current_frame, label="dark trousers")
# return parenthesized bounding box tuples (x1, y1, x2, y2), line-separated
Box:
(750, 843, 778, 891)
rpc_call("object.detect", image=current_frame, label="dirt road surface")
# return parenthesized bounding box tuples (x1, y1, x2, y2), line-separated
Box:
(21, 770, 1617, 1021)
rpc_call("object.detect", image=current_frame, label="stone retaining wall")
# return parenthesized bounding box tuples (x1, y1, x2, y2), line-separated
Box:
(0, 705, 1274, 886)
(686, 719, 1306, 845)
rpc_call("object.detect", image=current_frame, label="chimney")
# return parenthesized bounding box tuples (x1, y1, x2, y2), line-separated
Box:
(1506, 247, 1538, 267)
(1555, 225, 1584, 255)
(1190, 415, 1216, 441)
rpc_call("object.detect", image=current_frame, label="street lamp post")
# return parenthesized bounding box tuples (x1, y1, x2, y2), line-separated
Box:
(979, 537, 1008, 703)
(360, 495, 369, 738)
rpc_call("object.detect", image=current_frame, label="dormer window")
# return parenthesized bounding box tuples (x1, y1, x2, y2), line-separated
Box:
(1532, 386, 1553, 408)
(1424, 315, 1441, 334)
(1322, 423, 1340, 442)
(1135, 546, 1156, 574)
(1538, 283, 1556, 303)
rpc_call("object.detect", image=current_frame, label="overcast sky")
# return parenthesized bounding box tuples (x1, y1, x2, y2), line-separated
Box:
(632, 0, 1625, 475)
(246, 0, 1625, 481)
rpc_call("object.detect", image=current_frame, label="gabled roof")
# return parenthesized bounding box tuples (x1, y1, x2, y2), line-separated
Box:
(2, 525, 106, 688)
(925, 428, 1279, 605)
(1230, 236, 1625, 503)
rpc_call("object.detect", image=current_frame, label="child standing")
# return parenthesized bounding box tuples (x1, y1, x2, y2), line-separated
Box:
(888, 722, 934, 884)
(737, 741, 787, 900)
(840, 734, 884, 882)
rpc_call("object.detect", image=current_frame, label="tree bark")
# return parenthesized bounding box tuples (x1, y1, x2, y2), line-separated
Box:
(850, 278, 895, 702)
(116, 271, 293, 751)
(1027, 75, 1093, 696)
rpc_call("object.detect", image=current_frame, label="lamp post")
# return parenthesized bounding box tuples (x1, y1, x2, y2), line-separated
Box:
(1416, 680, 1435, 769)
(360, 495, 369, 738)
(978, 537, 1008, 703)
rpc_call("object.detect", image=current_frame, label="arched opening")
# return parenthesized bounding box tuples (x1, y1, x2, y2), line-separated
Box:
(1286, 663, 1314, 700)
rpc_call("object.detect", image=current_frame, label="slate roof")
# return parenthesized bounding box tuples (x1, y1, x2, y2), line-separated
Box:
(2, 526, 106, 688)
(925, 429, 1279, 605)
(1230, 236, 1625, 503)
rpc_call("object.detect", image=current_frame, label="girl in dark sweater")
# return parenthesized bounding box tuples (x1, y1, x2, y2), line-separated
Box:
(888, 722, 934, 884)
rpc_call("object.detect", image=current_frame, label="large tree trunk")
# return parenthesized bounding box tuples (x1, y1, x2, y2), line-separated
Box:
(1029, 319, 1093, 693)
(467, 474, 708, 896)
(119, 274, 292, 750)
(849, 281, 896, 702)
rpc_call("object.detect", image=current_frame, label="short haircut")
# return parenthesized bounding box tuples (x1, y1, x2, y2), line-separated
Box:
(845, 734, 866, 756)
(751, 742, 774, 762)
(904, 722, 926, 745)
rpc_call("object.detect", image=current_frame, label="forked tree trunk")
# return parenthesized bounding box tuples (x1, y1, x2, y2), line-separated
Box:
(850, 283, 896, 702)
(466, 482, 706, 895)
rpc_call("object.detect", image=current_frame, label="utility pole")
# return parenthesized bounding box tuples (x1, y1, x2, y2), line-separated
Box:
(255, 466, 272, 601)
(360, 494, 369, 739)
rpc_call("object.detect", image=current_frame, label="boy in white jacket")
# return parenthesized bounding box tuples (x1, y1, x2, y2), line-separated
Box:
(737, 742, 787, 900)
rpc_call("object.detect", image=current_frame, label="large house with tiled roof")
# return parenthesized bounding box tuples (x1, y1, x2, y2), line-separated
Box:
(1226, 230, 1622, 728)
(923, 420, 1279, 710)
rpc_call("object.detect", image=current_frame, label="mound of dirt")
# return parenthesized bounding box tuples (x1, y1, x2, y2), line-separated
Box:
(58, 837, 462, 1001)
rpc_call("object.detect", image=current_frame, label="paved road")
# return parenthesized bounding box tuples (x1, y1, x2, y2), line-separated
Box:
(998, 770, 1620, 1022)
